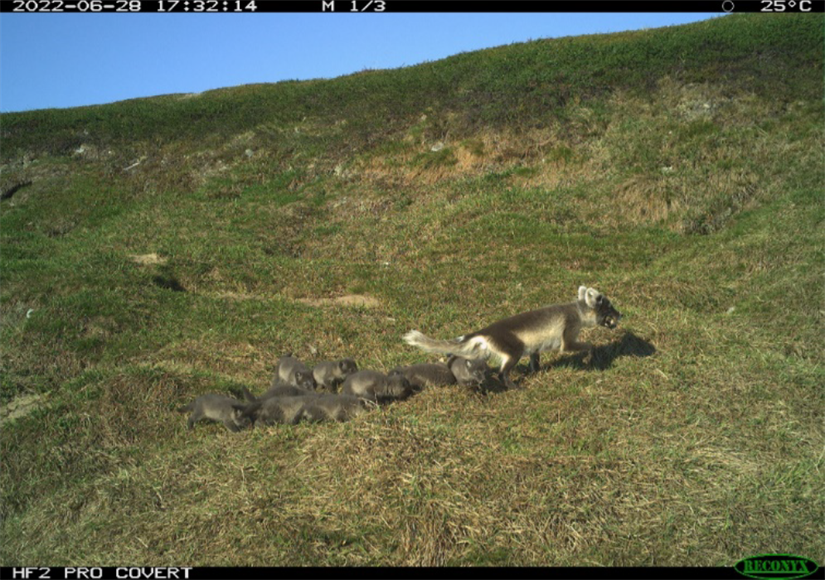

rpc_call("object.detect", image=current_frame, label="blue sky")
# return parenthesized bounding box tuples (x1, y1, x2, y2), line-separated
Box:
(0, 12, 721, 113)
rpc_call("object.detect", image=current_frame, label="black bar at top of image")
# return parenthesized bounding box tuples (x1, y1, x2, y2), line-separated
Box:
(2, 1, 824, 13)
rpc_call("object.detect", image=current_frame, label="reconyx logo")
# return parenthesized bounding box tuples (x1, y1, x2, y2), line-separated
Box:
(735, 554, 820, 580)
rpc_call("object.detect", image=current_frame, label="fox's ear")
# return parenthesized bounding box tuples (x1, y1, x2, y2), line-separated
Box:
(578, 286, 588, 301)
(238, 401, 261, 417)
(585, 287, 601, 308)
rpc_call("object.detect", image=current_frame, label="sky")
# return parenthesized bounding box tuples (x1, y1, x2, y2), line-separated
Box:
(0, 11, 721, 113)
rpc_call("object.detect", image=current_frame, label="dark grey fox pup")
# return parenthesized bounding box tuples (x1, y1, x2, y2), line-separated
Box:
(447, 355, 488, 386)
(274, 353, 317, 390)
(404, 286, 622, 390)
(391, 356, 487, 390)
(178, 394, 254, 432)
(303, 394, 371, 422)
(312, 358, 359, 391)
(341, 370, 413, 402)
(246, 396, 309, 425)
(240, 384, 317, 402)
(248, 395, 369, 425)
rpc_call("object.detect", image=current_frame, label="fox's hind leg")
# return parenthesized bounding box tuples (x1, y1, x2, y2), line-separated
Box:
(498, 356, 521, 390)
(488, 333, 525, 389)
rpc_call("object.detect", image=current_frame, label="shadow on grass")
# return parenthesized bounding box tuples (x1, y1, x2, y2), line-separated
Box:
(477, 331, 656, 393)
(558, 330, 657, 372)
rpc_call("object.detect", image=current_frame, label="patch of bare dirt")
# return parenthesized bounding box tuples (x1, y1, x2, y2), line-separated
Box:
(297, 294, 381, 309)
(1, 393, 44, 423)
(129, 253, 168, 265)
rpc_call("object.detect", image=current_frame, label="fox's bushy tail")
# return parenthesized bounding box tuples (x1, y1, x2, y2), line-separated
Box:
(403, 330, 489, 360)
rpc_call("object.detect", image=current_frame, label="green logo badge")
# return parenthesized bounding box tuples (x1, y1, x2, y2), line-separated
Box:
(735, 554, 820, 580)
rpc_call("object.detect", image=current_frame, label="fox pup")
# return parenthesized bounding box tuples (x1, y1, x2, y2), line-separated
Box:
(390, 356, 487, 390)
(274, 353, 317, 390)
(303, 395, 371, 422)
(312, 358, 359, 391)
(247, 396, 309, 425)
(403, 286, 621, 390)
(247, 394, 369, 425)
(178, 394, 254, 432)
(240, 384, 318, 402)
(341, 370, 413, 403)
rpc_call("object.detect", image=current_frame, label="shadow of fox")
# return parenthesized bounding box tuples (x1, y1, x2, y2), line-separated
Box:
(547, 330, 656, 372)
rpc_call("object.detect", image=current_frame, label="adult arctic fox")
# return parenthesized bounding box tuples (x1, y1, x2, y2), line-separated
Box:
(404, 286, 621, 389)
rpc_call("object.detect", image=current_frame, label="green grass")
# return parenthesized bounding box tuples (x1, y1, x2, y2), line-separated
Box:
(1, 13, 823, 567)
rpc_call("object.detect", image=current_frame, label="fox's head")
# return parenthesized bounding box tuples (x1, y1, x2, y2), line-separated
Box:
(447, 356, 487, 386)
(338, 358, 358, 375)
(231, 403, 257, 430)
(578, 286, 622, 329)
(294, 370, 317, 391)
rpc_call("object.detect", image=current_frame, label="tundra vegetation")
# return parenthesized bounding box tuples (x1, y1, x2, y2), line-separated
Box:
(1, 14, 823, 566)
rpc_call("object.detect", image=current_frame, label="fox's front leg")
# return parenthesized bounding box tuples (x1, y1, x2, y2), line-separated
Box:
(561, 328, 593, 365)
(529, 352, 541, 373)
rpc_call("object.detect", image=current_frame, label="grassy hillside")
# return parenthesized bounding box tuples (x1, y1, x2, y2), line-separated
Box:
(1, 13, 823, 566)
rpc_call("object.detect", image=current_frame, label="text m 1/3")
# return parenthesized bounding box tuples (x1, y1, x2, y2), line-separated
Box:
(322, 1, 387, 11)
